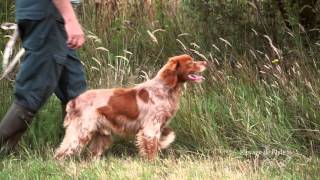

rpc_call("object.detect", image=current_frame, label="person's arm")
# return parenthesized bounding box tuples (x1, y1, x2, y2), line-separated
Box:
(52, 0, 85, 49)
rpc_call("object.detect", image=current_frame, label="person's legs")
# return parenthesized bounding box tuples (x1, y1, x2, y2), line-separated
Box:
(55, 50, 86, 116)
(54, 53, 86, 104)
(0, 17, 70, 153)
(55, 53, 86, 139)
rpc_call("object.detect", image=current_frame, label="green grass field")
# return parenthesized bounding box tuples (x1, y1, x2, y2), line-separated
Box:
(1, 148, 319, 179)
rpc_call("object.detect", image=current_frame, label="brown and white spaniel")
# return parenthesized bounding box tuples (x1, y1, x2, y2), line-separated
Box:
(54, 54, 207, 160)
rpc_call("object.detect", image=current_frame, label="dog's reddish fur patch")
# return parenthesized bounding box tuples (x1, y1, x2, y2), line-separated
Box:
(97, 88, 140, 124)
(138, 88, 149, 103)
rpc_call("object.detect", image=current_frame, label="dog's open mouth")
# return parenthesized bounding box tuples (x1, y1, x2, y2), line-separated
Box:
(187, 74, 205, 82)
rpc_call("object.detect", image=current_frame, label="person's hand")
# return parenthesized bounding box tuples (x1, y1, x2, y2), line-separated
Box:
(64, 19, 85, 49)
(51, 0, 85, 49)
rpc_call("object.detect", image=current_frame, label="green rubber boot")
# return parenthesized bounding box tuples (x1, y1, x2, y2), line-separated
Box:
(0, 103, 34, 154)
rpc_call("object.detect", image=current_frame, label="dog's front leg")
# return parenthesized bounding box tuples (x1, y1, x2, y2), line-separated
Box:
(136, 124, 161, 160)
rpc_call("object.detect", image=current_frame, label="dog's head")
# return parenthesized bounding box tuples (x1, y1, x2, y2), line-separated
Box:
(158, 54, 207, 87)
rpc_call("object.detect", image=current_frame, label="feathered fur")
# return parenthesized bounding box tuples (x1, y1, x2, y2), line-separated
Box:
(54, 54, 207, 160)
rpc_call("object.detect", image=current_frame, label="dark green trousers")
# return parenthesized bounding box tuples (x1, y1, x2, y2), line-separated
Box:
(14, 16, 86, 112)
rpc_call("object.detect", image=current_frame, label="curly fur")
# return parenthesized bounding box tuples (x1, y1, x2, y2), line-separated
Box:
(54, 54, 207, 160)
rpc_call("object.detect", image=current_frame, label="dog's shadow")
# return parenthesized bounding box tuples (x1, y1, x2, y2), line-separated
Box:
(107, 139, 139, 158)
(90, 139, 176, 161)
(61, 136, 178, 162)
(103, 141, 178, 160)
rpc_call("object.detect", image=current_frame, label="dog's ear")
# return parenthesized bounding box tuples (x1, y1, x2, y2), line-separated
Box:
(165, 57, 180, 71)
(163, 54, 192, 72)
(159, 57, 180, 88)
(160, 68, 178, 88)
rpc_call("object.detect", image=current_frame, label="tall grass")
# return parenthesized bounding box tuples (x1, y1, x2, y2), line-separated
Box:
(0, 0, 319, 159)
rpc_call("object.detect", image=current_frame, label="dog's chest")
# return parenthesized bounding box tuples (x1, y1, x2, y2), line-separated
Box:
(137, 86, 181, 124)
(151, 91, 180, 119)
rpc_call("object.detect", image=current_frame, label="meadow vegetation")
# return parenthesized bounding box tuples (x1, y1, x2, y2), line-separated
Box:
(0, 0, 319, 179)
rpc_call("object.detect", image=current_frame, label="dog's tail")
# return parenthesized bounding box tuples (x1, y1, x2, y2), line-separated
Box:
(66, 99, 76, 113)
(64, 99, 80, 127)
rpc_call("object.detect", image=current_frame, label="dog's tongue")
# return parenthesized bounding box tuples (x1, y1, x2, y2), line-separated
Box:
(188, 74, 205, 82)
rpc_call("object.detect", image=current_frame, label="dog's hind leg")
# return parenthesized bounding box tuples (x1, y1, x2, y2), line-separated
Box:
(159, 127, 175, 149)
(87, 133, 112, 159)
(54, 118, 96, 160)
